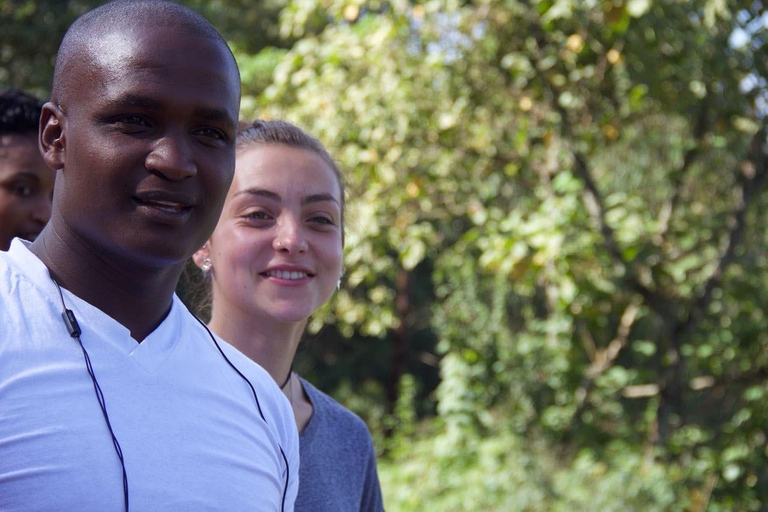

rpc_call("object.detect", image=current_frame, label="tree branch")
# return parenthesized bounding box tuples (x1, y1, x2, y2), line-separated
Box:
(524, 26, 669, 314)
(673, 132, 768, 341)
(688, 365, 768, 392)
(573, 297, 642, 419)
(655, 101, 710, 242)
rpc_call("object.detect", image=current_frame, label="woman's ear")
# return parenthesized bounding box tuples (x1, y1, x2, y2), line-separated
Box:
(192, 244, 211, 269)
(39, 102, 65, 171)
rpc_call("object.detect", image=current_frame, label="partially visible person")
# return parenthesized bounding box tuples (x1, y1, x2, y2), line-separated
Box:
(193, 120, 385, 512)
(0, 89, 54, 250)
(0, 2, 297, 510)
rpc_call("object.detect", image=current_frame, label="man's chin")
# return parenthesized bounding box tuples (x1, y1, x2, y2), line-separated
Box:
(15, 231, 40, 243)
(90, 237, 195, 272)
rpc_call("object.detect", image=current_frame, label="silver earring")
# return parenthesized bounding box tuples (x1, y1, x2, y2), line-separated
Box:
(201, 259, 212, 280)
(337, 270, 344, 290)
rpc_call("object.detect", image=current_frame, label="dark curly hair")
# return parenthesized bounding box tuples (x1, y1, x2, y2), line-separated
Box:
(0, 89, 45, 136)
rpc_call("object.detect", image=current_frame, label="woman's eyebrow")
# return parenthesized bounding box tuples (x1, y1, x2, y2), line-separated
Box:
(233, 189, 339, 206)
(234, 188, 281, 202)
(302, 193, 339, 206)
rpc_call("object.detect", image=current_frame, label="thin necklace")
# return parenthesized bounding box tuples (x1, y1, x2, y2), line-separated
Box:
(279, 368, 292, 389)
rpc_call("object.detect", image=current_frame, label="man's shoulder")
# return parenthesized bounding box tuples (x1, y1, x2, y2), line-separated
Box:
(0, 251, 11, 300)
(165, 304, 299, 471)
(211, 333, 297, 434)
(0, 240, 50, 296)
(214, 334, 280, 388)
(172, 305, 281, 390)
(0, 246, 18, 290)
(0, 245, 50, 320)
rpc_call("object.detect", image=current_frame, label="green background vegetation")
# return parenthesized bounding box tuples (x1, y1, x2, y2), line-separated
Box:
(3, 0, 768, 509)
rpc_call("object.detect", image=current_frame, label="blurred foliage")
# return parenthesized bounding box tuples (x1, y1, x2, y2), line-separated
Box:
(0, 0, 290, 95)
(378, 423, 685, 511)
(6, 0, 768, 509)
(244, 0, 768, 508)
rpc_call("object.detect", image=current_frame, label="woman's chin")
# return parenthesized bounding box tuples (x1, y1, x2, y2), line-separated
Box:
(263, 305, 317, 325)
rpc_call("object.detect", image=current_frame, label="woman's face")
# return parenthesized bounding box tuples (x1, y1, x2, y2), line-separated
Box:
(202, 143, 343, 324)
(0, 134, 54, 251)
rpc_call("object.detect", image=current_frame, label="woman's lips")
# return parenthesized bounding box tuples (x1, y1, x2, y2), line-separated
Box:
(263, 269, 310, 280)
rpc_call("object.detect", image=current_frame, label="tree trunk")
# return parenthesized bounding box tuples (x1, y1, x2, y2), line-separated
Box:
(385, 267, 410, 437)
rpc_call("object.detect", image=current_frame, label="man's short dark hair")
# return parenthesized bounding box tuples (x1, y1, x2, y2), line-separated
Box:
(51, 0, 238, 103)
(0, 89, 45, 136)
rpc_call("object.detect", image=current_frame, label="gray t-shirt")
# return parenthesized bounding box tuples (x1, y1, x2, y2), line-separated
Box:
(296, 377, 385, 512)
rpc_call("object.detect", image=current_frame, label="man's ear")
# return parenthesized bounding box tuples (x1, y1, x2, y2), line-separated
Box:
(39, 102, 65, 171)
(192, 244, 211, 269)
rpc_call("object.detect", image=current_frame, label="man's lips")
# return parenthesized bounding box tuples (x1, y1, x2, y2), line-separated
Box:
(133, 191, 194, 213)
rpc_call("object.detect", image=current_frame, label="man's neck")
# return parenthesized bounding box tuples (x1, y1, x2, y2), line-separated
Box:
(29, 222, 184, 342)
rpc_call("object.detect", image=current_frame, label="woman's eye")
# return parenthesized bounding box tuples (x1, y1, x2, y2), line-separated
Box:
(310, 215, 335, 226)
(245, 211, 271, 220)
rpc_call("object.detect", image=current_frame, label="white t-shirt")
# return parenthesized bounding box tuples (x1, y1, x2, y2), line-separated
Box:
(0, 239, 299, 511)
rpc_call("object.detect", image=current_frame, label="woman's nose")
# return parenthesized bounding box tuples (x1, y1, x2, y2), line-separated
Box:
(273, 218, 308, 253)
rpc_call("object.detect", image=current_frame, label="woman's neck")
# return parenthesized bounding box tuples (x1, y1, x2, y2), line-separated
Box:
(208, 306, 306, 386)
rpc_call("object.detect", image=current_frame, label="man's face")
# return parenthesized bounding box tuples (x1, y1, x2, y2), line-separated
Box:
(0, 134, 54, 250)
(50, 26, 240, 267)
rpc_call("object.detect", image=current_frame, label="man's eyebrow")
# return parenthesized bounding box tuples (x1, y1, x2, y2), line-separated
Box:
(8, 171, 41, 182)
(302, 193, 340, 206)
(113, 93, 163, 110)
(194, 106, 233, 124)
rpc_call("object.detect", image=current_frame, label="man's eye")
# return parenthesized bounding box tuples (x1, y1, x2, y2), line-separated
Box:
(196, 128, 227, 140)
(116, 115, 149, 126)
(13, 183, 33, 197)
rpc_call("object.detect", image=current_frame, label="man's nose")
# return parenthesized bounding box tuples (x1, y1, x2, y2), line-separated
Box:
(145, 131, 196, 180)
